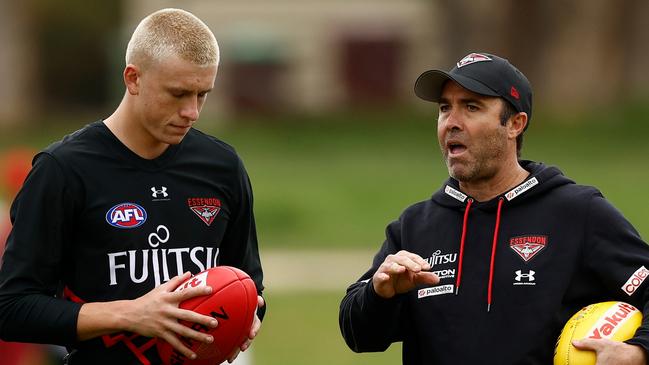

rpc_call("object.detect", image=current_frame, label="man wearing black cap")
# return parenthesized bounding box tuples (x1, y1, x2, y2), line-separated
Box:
(339, 52, 649, 364)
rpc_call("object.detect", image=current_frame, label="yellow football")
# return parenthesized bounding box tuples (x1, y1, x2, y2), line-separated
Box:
(554, 301, 642, 365)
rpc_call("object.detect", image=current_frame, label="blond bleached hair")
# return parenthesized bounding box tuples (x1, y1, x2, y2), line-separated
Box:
(125, 8, 219, 68)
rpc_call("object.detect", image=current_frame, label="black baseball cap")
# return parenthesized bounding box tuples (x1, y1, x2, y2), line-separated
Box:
(414, 52, 533, 126)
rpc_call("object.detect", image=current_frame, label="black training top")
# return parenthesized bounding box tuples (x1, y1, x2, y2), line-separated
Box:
(0, 121, 264, 364)
(340, 161, 649, 364)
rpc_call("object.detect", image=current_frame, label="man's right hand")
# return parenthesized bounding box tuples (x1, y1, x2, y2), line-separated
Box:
(77, 272, 217, 360)
(125, 272, 219, 359)
(372, 250, 440, 299)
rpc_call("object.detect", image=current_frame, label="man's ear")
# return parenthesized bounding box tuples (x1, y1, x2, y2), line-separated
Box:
(508, 112, 528, 139)
(124, 64, 140, 96)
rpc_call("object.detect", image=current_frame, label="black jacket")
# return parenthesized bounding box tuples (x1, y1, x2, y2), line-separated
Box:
(0, 121, 264, 364)
(340, 161, 649, 364)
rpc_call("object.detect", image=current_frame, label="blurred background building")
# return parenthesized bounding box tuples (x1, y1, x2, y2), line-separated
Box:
(2, 0, 649, 126)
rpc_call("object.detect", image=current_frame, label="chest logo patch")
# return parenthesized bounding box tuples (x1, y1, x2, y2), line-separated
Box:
(188, 197, 221, 226)
(509, 235, 547, 262)
(418, 285, 454, 298)
(106, 203, 147, 229)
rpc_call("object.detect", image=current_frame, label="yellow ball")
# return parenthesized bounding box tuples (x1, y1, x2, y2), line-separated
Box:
(554, 301, 642, 365)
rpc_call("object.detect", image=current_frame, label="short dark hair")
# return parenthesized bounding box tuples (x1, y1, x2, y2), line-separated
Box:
(499, 99, 524, 157)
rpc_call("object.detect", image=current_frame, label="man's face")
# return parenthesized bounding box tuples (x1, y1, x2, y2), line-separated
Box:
(437, 80, 510, 183)
(133, 55, 218, 147)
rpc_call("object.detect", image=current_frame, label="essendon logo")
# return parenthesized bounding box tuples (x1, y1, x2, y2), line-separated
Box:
(456, 53, 492, 68)
(622, 266, 649, 296)
(510, 235, 547, 262)
(188, 197, 221, 226)
(105, 203, 147, 229)
(587, 302, 639, 339)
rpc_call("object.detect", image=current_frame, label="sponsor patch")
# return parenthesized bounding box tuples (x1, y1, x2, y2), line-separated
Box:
(456, 53, 492, 68)
(622, 266, 649, 296)
(418, 285, 454, 298)
(106, 203, 147, 229)
(188, 197, 222, 226)
(444, 185, 467, 202)
(505, 177, 538, 201)
(426, 249, 458, 270)
(510, 235, 547, 262)
(432, 268, 456, 280)
(586, 302, 639, 339)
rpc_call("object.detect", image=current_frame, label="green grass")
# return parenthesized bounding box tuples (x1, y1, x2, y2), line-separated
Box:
(1, 106, 649, 248)
(215, 112, 443, 249)
(213, 107, 649, 248)
(252, 290, 401, 365)
(1, 107, 649, 365)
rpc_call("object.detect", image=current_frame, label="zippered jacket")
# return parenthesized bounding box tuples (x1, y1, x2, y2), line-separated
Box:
(340, 160, 649, 364)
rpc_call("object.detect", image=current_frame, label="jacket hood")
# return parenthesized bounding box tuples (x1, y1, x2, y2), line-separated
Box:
(432, 160, 574, 211)
(430, 160, 575, 311)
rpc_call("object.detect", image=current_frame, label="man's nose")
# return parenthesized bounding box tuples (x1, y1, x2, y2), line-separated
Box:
(441, 107, 464, 131)
(179, 96, 200, 121)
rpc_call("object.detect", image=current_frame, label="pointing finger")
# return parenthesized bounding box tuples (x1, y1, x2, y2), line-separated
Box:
(413, 271, 440, 286)
(387, 254, 426, 273)
(395, 250, 431, 270)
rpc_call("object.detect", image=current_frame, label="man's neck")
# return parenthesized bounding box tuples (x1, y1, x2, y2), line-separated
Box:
(103, 103, 168, 160)
(459, 162, 529, 202)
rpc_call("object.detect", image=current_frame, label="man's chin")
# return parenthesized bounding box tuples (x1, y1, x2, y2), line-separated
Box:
(163, 133, 188, 145)
(447, 165, 474, 182)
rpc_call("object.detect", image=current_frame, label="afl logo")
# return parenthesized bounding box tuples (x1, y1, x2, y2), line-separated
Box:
(106, 203, 147, 229)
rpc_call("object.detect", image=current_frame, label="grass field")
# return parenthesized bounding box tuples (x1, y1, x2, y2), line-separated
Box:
(216, 106, 649, 247)
(251, 291, 402, 365)
(1, 106, 649, 365)
(2, 106, 648, 248)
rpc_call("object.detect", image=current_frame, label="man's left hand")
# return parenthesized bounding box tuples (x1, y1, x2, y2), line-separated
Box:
(227, 295, 265, 363)
(572, 338, 647, 365)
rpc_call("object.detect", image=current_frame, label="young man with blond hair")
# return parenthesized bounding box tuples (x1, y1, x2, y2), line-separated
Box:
(0, 8, 265, 364)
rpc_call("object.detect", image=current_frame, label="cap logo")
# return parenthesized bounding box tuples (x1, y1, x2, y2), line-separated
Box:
(510, 86, 520, 100)
(457, 53, 492, 68)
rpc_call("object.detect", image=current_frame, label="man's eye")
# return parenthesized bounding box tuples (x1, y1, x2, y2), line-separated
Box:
(467, 105, 479, 111)
(439, 105, 449, 112)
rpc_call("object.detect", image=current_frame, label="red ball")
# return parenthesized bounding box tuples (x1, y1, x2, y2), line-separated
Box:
(157, 266, 258, 365)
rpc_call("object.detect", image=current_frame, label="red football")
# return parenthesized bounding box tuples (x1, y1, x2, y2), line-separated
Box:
(157, 266, 258, 365)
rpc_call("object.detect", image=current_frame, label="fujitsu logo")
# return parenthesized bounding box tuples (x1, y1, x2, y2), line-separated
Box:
(587, 302, 639, 339)
(107, 225, 220, 286)
(622, 266, 649, 296)
(425, 250, 457, 269)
